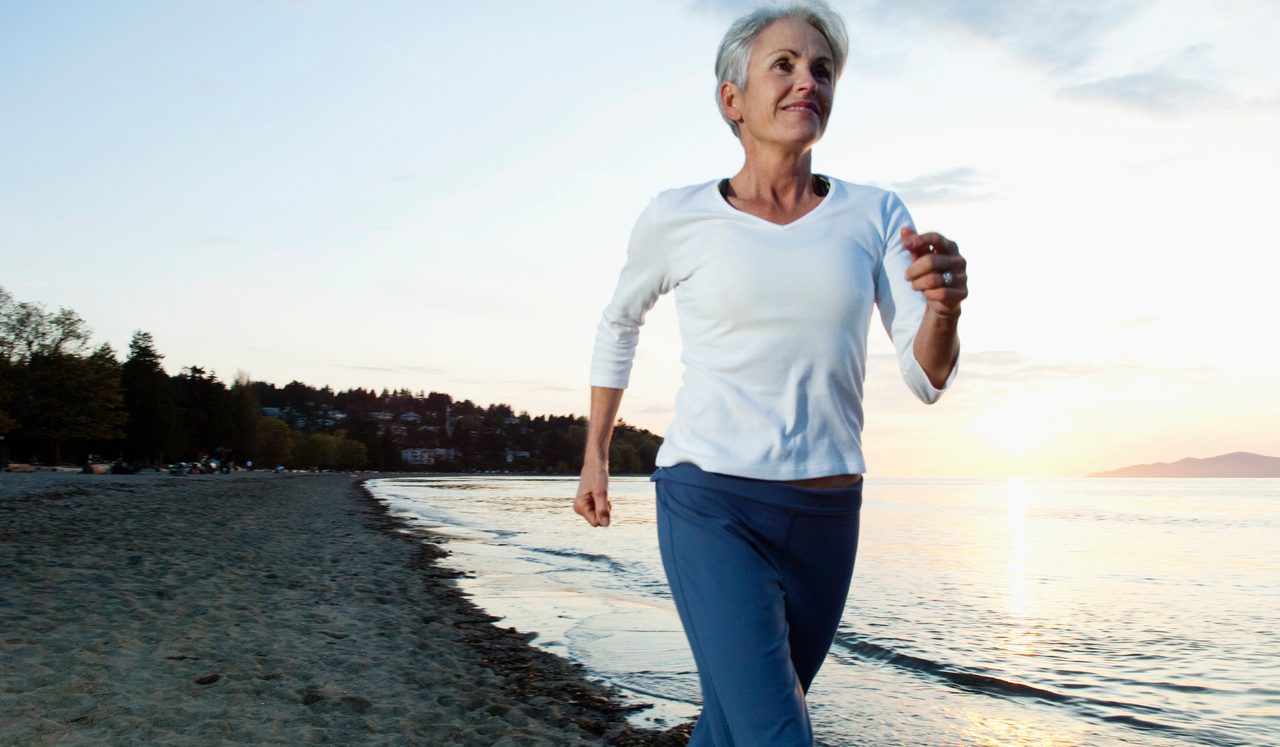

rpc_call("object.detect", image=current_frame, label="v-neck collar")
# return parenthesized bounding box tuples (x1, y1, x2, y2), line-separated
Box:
(714, 174, 836, 228)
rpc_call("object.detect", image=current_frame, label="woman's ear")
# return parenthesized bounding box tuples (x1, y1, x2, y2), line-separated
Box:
(720, 80, 744, 125)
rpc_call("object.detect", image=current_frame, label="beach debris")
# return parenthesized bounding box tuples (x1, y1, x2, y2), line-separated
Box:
(601, 701, 654, 713)
(318, 629, 349, 639)
(300, 687, 325, 705)
(194, 673, 221, 685)
(166, 655, 200, 661)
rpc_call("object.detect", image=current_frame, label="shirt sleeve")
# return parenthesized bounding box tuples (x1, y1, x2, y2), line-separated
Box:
(874, 191, 959, 404)
(589, 198, 671, 389)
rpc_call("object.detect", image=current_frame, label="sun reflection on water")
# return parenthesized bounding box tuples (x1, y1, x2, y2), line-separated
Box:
(960, 710, 1082, 747)
(999, 479, 1043, 659)
(1005, 479, 1030, 617)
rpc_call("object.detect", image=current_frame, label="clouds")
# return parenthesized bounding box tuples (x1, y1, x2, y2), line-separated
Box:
(868, 350, 1117, 384)
(868, 349, 1212, 386)
(1059, 43, 1247, 114)
(685, 0, 758, 14)
(1061, 69, 1223, 114)
(895, 3, 1276, 114)
(880, 166, 988, 204)
(852, 0, 1145, 75)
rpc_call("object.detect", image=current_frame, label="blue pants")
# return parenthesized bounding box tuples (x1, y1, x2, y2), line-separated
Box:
(651, 462, 863, 747)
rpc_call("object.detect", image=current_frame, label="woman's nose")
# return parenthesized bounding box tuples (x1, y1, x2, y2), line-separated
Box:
(794, 67, 817, 92)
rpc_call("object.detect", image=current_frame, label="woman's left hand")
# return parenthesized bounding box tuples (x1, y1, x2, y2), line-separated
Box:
(902, 227, 968, 318)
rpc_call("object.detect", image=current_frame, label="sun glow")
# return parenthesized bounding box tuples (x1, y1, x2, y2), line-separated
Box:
(973, 405, 1051, 458)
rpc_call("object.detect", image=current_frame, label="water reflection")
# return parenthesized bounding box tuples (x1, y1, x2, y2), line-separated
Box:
(1005, 479, 1030, 618)
(960, 710, 1080, 747)
(999, 479, 1043, 662)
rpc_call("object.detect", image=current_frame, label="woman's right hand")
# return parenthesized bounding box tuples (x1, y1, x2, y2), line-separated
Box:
(577, 386, 624, 527)
(574, 461, 612, 527)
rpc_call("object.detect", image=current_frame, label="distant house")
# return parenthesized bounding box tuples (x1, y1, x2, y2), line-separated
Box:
(262, 407, 283, 418)
(401, 412, 422, 423)
(401, 447, 458, 466)
(504, 449, 531, 463)
(370, 411, 394, 422)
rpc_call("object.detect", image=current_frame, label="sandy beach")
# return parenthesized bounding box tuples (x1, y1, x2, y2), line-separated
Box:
(0, 471, 692, 746)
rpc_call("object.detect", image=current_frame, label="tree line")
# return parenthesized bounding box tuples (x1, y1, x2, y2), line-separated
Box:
(0, 287, 662, 474)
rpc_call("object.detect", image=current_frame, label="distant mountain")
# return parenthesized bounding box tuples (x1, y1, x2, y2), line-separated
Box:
(1090, 452, 1280, 478)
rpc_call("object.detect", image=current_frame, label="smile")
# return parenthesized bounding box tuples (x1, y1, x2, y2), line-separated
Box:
(782, 103, 819, 115)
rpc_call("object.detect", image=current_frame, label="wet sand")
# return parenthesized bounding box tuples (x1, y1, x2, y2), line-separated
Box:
(0, 471, 692, 746)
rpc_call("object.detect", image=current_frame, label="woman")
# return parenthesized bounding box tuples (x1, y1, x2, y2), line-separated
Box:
(574, 2, 966, 744)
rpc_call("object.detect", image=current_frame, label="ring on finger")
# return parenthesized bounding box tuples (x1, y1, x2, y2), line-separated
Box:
(941, 270, 955, 288)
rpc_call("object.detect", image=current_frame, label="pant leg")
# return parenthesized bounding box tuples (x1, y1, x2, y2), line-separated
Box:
(655, 479, 813, 747)
(780, 507, 861, 694)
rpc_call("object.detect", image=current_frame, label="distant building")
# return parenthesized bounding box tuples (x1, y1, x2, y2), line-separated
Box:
(370, 411, 394, 422)
(401, 412, 422, 423)
(401, 447, 458, 466)
(504, 449, 531, 463)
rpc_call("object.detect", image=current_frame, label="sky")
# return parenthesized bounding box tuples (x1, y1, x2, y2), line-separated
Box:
(2, 0, 1278, 477)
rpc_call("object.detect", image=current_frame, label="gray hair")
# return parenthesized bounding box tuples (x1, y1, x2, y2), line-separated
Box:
(714, 1, 850, 138)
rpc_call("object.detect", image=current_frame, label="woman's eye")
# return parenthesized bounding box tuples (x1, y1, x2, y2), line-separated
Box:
(815, 67, 832, 80)
(774, 59, 792, 71)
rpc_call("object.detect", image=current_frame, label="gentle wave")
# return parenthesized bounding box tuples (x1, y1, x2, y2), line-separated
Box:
(831, 631, 1250, 747)
(525, 545, 631, 575)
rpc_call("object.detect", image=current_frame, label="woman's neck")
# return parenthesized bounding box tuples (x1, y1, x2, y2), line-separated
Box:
(728, 144, 816, 209)
(721, 142, 825, 226)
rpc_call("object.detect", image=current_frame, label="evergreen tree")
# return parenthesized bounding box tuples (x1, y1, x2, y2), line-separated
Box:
(172, 367, 235, 460)
(229, 373, 259, 465)
(0, 357, 16, 438)
(121, 331, 177, 463)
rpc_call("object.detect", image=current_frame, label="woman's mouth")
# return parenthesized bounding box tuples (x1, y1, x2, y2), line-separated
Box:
(782, 102, 819, 115)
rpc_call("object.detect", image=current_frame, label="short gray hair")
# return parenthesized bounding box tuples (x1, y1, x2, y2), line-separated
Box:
(714, 1, 850, 138)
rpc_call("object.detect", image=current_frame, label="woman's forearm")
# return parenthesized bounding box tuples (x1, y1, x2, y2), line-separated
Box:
(584, 386, 625, 465)
(913, 307, 960, 390)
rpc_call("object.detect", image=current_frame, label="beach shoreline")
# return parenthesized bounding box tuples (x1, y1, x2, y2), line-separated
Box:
(0, 471, 692, 745)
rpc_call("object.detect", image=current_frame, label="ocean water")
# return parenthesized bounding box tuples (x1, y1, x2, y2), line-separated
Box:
(367, 476, 1280, 747)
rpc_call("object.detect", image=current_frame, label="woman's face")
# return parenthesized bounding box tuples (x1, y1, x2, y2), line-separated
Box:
(728, 18, 835, 150)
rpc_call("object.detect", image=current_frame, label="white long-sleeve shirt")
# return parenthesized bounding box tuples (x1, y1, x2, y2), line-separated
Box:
(590, 176, 958, 480)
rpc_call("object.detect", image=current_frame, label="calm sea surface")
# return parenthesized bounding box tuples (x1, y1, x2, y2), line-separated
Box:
(367, 476, 1279, 747)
